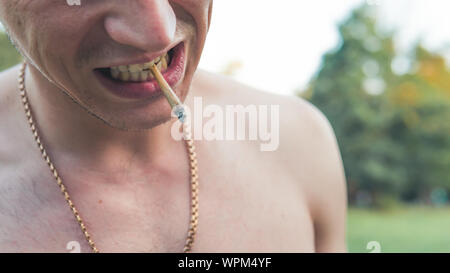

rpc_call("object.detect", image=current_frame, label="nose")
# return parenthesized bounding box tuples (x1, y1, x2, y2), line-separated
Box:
(104, 0, 176, 52)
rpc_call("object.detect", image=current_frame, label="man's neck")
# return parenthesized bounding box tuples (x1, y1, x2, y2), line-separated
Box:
(23, 64, 177, 173)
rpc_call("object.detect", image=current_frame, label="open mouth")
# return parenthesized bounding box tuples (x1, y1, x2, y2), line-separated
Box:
(98, 50, 173, 82)
(94, 42, 185, 100)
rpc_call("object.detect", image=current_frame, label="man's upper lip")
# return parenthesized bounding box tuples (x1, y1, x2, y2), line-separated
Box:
(95, 42, 180, 69)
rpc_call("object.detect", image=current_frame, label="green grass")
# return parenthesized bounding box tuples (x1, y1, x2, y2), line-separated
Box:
(348, 206, 450, 253)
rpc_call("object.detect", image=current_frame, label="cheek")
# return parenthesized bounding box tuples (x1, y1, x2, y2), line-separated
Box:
(0, 2, 28, 44)
(10, 7, 91, 75)
(0, 3, 60, 65)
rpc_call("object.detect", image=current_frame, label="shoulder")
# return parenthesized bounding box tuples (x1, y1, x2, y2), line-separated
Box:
(191, 70, 344, 171)
(0, 64, 21, 112)
(192, 69, 346, 201)
(192, 70, 347, 251)
(0, 64, 27, 165)
(0, 64, 22, 119)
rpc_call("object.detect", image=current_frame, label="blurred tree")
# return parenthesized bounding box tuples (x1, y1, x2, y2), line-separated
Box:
(390, 46, 450, 201)
(0, 31, 22, 71)
(303, 5, 450, 206)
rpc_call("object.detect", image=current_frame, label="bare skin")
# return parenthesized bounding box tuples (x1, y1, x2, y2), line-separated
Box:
(0, 0, 346, 253)
(0, 65, 346, 253)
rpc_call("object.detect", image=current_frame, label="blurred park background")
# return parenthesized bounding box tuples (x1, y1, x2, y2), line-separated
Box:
(1, 0, 449, 252)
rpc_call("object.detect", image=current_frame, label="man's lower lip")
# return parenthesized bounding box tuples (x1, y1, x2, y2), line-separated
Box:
(94, 43, 185, 100)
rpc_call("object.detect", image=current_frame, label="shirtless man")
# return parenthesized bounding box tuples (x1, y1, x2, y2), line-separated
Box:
(0, 0, 347, 252)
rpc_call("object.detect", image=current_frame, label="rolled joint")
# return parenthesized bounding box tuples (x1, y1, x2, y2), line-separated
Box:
(149, 64, 186, 122)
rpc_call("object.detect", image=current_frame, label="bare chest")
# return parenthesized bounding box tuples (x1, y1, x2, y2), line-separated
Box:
(0, 150, 314, 253)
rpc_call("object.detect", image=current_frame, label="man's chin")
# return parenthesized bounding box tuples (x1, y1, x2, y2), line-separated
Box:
(80, 103, 172, 132)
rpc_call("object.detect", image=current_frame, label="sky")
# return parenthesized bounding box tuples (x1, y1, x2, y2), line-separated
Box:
(199, 0, 450, 96)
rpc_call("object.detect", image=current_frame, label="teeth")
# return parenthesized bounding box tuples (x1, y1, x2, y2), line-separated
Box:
(140, 71, 149, 81)
(143, 61, 154, 69)
(161, 56, 167, 70)
(109, 53, 170, 82)
(111, 68, 120, 79)
(128, 64, 143, 73)
(120, 72, 130, 81)
(130, 72, 140, 82)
